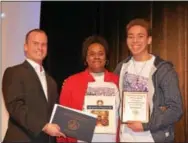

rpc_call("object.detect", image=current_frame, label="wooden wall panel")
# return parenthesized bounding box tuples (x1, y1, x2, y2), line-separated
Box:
(152, 2, 188, 142)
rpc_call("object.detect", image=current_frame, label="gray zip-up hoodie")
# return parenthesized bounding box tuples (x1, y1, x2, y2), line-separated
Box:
(114, 55, 183, 142)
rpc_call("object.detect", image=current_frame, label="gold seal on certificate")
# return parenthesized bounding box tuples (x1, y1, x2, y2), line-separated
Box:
(121, 92, 149, 123)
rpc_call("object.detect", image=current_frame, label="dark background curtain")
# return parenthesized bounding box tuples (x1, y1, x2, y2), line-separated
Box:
(40, 1, 188, 142)
(40, 1, 151, 92)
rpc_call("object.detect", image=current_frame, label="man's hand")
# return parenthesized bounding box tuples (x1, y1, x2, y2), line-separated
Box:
(42, 123, 66, 138)
(160, 106, 168, 112)
(126, 121, 144, 132)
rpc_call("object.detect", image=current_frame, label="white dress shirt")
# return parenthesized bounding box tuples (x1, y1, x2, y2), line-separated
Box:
(26, 58, 48, 101)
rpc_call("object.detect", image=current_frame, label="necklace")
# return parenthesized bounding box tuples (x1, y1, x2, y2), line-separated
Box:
(132, 58, 147, 84)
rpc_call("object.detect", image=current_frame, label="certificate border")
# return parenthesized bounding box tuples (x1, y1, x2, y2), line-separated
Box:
(121, 91, 149, 123)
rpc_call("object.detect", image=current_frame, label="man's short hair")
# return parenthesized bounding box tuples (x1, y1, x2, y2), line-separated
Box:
(25, 29, 47, 44)
(126, 18, 152, 36)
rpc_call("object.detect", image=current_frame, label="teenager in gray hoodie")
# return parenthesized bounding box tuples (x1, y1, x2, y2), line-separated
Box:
(114, 18, 183, 142)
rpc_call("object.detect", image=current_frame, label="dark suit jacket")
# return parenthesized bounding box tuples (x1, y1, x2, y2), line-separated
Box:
(2, 60, 59, 143)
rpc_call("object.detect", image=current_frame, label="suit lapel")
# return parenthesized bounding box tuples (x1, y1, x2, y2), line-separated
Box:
(23, 60, 48, 103)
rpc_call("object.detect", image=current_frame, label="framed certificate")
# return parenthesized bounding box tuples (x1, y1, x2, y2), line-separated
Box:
(121, 92, 149, 123)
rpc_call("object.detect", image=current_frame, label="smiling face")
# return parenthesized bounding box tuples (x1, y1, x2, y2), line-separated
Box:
(86, 43, 106, 73)
(127, 25, 151, 57)
(24, 31, 47, 65)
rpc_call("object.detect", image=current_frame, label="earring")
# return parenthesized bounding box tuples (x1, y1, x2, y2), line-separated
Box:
(84, 61, 88, 66)
(105, 60, 109, 66)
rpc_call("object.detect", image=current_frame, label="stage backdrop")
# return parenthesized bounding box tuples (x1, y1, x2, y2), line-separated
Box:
(0, 2, 41, 141)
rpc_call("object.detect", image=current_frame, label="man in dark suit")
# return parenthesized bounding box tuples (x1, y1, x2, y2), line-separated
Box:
(2, 29, 65, 143)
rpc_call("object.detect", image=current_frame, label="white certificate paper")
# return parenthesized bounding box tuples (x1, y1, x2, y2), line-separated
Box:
(122, 92, 149, 123)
